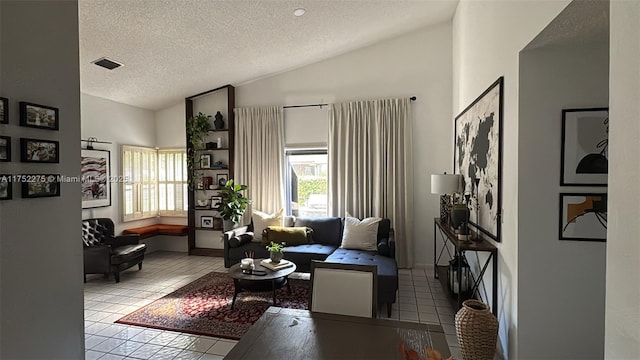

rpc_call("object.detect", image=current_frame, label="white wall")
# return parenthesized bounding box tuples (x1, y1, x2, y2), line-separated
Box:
(237, 22, 453, 268)
(519, 41, 608, 358)
(606, 1, 640, 357)
(81, 93, 158, 233)
(0, 1, 84, 358)
(452, 1, 571, 358)
(156, 102, 186, 148)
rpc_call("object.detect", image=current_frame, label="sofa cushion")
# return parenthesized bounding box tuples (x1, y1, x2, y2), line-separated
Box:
(340, 215, 382, 251)
(110, 244, 147, 265)
(262, 226, 313, 246)
(228, 233, 253, 248)
(294, 217, 343, 246)
(283, 244, 337, 271)
(252, 209, 283, 242)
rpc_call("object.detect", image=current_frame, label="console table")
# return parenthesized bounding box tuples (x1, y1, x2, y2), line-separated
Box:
(433, 218, 498, 316)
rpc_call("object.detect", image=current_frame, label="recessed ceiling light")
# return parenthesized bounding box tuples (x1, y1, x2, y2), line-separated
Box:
(293, 8, 306, 17)
(91, 57, 123, 70)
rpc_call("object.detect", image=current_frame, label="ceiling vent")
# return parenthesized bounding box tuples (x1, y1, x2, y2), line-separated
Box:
(92, 57, 123, 70)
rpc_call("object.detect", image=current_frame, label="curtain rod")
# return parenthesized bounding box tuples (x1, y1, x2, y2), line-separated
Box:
(283, 96, 416, 109)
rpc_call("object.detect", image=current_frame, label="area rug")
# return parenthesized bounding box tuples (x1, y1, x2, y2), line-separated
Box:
(116, 271, 309, 340)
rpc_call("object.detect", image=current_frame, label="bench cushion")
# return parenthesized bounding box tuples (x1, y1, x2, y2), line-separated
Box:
(123, 224, 188, 239)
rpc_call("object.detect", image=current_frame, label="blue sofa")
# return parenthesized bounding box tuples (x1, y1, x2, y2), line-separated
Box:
(223, 216, 398, 316)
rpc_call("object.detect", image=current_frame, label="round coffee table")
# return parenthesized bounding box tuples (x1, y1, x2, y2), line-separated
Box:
(228, 259, 297, 309)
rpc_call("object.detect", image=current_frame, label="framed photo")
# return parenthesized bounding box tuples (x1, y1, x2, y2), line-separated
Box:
(0, 97, 8, 124)
(559, 193, 607, 241)
(200, 154, 211, 169)
(21, 174, 60, 198)
(216, 173, 228, 188)
(0, 175, 12, 200)
(561, 108, 608, 186)
(201, 215, 214, 229)
(20, 138, 59, 163)
(454, 77, 503, 242)
(0, 136, 10, 162)
(81, 149, 111, 209)
(210, 195, 222, 209)
(19, 101, 59, 130)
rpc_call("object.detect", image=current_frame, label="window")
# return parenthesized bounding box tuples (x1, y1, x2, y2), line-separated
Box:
(285, 149, 328, 217)
(122, 146, 187, 221)
(158, 149, 188, 216)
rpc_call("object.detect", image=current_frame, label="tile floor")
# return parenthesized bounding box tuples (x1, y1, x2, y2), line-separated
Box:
(83, 251, 462, 360)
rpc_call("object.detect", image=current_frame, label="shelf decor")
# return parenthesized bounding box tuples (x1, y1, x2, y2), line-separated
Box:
(560, 108, 608, 186)
(187, 112, 212, 189)
(454, 77, 503, 242)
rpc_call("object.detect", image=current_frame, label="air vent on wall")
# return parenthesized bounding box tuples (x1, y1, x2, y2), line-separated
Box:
(92, 57, 123, 70)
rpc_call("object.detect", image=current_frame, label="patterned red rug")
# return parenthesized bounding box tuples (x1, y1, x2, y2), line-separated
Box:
(116, 271, 309, 340)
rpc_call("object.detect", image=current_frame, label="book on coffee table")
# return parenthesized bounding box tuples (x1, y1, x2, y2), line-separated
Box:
(260, 259, 294, 271)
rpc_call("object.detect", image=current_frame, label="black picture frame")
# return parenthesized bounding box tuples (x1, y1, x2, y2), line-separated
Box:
(210, 195, 222, 209)
(216, 173, 228, 188)
(454, 77, 503, 242)
(0, 174, 12, 200)
(81, 149, 111, 209)
(19, 101, 59, 130)
(21, 174, 60, 198)
(20, 138, 59, 163)
(200, 154, 211, 169)
(559, 192, 607, 242)
(0, 136, 10, 162)
(560, 108, 609, 186)
(0, 97, 8, 124)
(201, 215, 214, 228)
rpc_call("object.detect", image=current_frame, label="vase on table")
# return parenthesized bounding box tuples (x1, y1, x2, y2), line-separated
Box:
(269, 251, 283, 264)
(455, 299, 498, 360)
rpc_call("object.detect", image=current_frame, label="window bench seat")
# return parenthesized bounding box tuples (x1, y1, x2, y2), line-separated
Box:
(122, 224, 188, 239)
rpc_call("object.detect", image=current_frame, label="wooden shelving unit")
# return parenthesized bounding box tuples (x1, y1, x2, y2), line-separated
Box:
(185, 84, 235, 257)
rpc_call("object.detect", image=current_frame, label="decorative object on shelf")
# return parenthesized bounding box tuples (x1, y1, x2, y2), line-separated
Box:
(21, 174, 60, 198)
(200, 154, 211, 169)
(216, 179, 251, 231)
(81, 149, 111, 209)
(472, 178, 482, 242)
(451, 203, 470, 236)
(430, 173, 463, 224)
(561, 107, 609, 186)
(202, 176, 213, 189)
(0, 97, 8, 124)
(187, 112, 212, 188)
(454, 77, 503, 242)
(265, 241, 286, 263)
(559, 192, 607, 241)
(206, 141, 218, 150)
(20, 138, 59, 163)
(201, 216, 214, 228)
(213, 217, 223, 230)
(217, 136, 223, 148)
(212, 161, 225, 169)
(216, 173, 228, 187)
(19, 101, 59, 130)
(214, 111, 224, 129)
(447, 255, 470, 295)
(0, 175, 12, 200)
(455, 299, 498, 360)
(197, 199, 209, 207)
(457, 193, 472, 241)
(0, 136, 11, 162)
(210, 195, 222, 209)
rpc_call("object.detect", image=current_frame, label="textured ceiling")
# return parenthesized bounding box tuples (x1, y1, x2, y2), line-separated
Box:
(79, 0, 458, 110)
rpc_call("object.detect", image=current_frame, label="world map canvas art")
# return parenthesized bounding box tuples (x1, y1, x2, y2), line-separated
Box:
(454, 77, 503, 242)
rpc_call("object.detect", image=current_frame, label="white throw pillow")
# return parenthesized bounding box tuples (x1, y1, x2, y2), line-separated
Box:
(252, 209, 283, 241)
(340, 215, 382, 251)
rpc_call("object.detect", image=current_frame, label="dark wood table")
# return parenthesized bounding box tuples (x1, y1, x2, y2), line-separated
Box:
(224, 307, 451, 360)
(227, 259, 297, 309)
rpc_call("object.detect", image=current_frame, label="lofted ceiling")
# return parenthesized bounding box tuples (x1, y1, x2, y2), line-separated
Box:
(79, 0, 458, 110)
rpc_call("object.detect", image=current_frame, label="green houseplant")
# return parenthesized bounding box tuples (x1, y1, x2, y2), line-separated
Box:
(214, 179, 251, 231)
(186, 112, 212, 188)
(266, 241, 286, 263)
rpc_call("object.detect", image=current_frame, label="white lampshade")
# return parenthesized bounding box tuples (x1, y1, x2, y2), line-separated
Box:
(431, 174, 462, 194)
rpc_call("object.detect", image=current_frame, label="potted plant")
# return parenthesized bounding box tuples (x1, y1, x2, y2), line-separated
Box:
(266, 241, 286, 263)
(186, 112, 212, 188)
(214, 179, 251, 231)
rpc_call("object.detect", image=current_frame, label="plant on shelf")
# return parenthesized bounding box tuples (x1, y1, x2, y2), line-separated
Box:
(266, 241, 286, 263)
(186, 112, 212, 188)
(214, 179, 251, 231)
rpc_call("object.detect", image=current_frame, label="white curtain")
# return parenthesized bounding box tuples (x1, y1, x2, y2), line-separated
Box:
(234, 106, 285, 223)
(328, 98, 414, 268)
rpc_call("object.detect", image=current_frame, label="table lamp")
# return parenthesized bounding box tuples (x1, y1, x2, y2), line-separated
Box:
(430, 173, 463, 224)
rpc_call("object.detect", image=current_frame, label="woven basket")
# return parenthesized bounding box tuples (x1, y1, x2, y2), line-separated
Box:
(455, 299, 498, 360)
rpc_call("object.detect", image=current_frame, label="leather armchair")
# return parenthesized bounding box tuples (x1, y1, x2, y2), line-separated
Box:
(82, 218, 147, 283)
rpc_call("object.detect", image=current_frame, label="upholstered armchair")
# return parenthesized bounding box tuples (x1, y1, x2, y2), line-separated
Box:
(82, 218, 147, 283)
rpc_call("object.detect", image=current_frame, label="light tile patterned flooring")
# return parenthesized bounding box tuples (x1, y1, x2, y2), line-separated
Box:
(84, 251, 461, 360)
